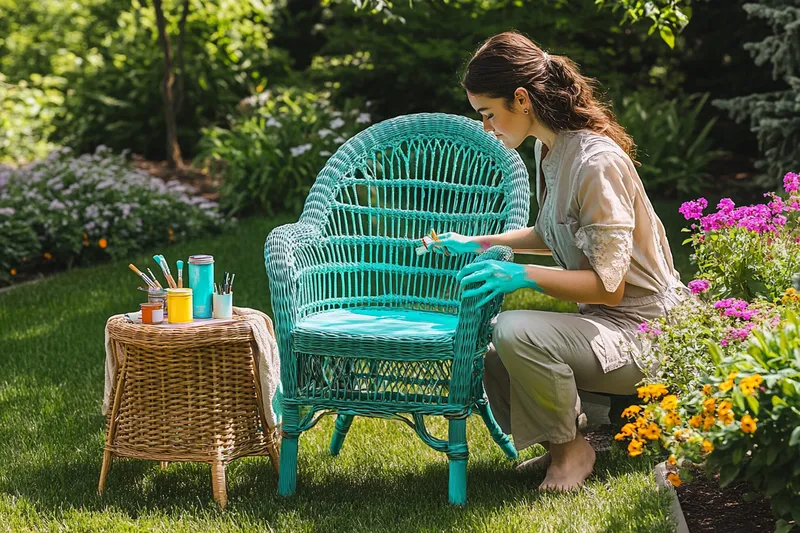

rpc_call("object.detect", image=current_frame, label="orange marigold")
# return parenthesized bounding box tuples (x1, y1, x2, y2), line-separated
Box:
(642, 423, 662, 440)
(98, 238, 108, 249)
(43, 252, 53, 260)
(702, 384, 713, 396)
(667, 473, 682, 487)
(702, 440, 714, 453)
(741, 414, 757, 433)
(621, 405, 642, 418)
(668, 455, 677, 465)
(10, 268, 16, 276)
(689, 414, 702, 428)
(660, 395, 678, 411)
(628, 439, 645, 457)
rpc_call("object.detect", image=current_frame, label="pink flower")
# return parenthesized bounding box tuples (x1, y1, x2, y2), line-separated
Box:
(688, 279, 711, 294)
(679, 198, 708, 220)
(717, 198, 735, 213)
(784, 172, 799, 193)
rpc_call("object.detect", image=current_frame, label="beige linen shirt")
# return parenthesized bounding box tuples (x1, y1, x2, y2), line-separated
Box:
(532, 130, 689, 373)
(534, 130, 682, 297)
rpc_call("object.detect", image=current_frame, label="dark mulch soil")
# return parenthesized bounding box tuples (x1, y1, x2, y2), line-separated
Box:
(677, 470, 777, 533)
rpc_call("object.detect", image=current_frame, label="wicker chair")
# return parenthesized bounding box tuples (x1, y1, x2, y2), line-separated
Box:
(264, 112, 530, 504)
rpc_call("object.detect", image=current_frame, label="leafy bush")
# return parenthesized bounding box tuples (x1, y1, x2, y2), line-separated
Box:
(50, 0, 289, 159)
(614, 90, 726, 197)
(636, 293, 780, 396)
(0, 146, 232, 284)
(195, 87, 373, 216)
(617, 310, 800, 532)
(0, 73, 65, 164)
(679, 172, 800, 301)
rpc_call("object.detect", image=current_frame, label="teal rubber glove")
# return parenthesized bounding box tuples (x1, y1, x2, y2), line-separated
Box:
(457, 260, 543, 308)
(430, 232, 489, 256)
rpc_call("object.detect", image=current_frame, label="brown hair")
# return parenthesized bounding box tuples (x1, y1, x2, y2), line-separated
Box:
(462, 31, 638, 163)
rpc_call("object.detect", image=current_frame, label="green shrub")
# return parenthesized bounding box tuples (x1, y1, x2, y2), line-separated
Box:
(0, 73, 65, 165)
(195, 87, 373, 217)
(614, 90, 725, 197)
(0, 146, 232, 284)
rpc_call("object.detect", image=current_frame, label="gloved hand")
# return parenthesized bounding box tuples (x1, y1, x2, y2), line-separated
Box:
(430, 232, 488, 256)
(457, 260, 543, 308)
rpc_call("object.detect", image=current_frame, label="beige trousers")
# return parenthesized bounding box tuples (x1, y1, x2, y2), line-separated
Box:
(483, 309, 645, 449)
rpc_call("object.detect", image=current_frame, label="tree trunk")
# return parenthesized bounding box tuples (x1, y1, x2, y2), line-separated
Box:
(152, 0, 183, 169)
(175, 0, 190, 114)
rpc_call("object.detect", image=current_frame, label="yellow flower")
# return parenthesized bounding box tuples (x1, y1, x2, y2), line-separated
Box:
(621, 405, 642, 418)
(667, 473, 682, 487)
(650, 384, 669, 399)
(689, 414, 702, 428)
(728, 372, 738, 380)
(741, 414, 757, 433)
(668, 455, 677, 465)
(721, 411, 735, 424)
(719, 379, 734, 392)
(628, 439, 645, 457)
(739, 378, 757, 396)
(635, 416, 649, 429)
(10, 268, 16, 276)
(663, 411, 681, 428)
(703, 397, 716, 414)
(702, 440, 714, 453)
(751, 374, 763, 386)
(615, 423, 636, 440)
(642, 423, 662, 440)
(168, 228, 174, 235)
(43, 252, 53, 260)
(717, 400, 733, 416)
(703, 415, 716, 430)
(660, 395, 678, 411)
(702, 384, 713, 396)
(98, 238, 108, 249)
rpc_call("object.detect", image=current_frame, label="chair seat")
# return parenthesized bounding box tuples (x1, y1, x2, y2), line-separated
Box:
(292, 307, 459, 359)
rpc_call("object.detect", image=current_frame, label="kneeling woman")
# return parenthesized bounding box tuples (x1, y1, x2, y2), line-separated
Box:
(432, 31, 689, 491)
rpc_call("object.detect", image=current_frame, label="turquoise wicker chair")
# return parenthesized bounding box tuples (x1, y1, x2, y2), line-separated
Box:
(264, 112, 530, 504)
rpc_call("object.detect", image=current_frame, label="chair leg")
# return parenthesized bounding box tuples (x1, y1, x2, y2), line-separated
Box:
(447, 418, 468, 505)
(329, 414, 354, 456)
(278, 408, 300, 497)
(476, 396, 518, 460)
(98, 449, 113, 494)
(211, 460, 227, 508)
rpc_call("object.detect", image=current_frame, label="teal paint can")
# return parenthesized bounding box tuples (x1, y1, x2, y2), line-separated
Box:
(188, 254, 214, 318)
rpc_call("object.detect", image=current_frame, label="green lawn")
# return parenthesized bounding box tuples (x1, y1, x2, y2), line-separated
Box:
(0, 204, 690, 532)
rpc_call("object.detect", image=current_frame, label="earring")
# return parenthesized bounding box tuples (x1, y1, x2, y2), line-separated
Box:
(524, 108, 529, 114)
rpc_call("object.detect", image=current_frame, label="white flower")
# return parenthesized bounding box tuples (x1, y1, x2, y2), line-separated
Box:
(266, 117, 281, 128)
(0, 207, 15, 216)
(334, 136, 346, 144)
(329, 118, 345, 129)
(290, 144, 313, 157)
(331, 111, 343, 117)
(319, 150, 332, 157)
(49, 199, 66, 210)
(317, 128, 333, 138)
(356, 112, 371, 124)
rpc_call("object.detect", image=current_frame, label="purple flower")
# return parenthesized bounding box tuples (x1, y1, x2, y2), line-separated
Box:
(679, 198, 708, 220)
(688, 279, 711, 294)
(784, 172, 799, 193)
(717, 198, 735, 213)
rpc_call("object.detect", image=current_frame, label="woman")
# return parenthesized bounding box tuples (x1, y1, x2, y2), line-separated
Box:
(431, 31, 689, 492)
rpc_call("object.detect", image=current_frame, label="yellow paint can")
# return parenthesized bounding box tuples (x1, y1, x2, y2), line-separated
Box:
(167, 288, 193, 323)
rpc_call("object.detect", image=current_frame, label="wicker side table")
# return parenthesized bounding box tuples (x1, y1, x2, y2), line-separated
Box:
(99, 310, 280, 507)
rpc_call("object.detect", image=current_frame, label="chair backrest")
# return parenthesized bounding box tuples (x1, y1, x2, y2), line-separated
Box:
(295, 112, 530, 315)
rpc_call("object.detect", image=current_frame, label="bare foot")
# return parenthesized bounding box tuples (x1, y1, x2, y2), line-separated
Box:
(539, 433, 596, 492)
(515, 452, 551, 472)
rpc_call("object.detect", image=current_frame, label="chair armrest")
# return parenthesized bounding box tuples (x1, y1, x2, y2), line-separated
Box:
(450, 246, 514, 403)
(264, 221, 321, 336)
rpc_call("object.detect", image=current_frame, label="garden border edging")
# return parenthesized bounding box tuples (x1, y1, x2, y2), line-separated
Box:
(654, 461, 690, 533)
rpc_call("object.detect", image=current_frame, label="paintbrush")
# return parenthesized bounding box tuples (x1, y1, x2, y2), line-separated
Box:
(129, 264, 157, 289)
(146, 268, 163, 289)
(176, 260, 184, 288)
(153, 254, 177, 288)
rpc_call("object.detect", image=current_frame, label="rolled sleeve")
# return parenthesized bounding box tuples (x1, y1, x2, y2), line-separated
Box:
(573, 152, 636, 293)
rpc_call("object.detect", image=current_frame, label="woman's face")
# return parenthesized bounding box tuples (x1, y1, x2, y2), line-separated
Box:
(466, 90, 530, 149)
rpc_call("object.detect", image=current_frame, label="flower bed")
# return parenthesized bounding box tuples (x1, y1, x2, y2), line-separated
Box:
(0, 146, 232, 285)
(618, 172, 800, 532)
